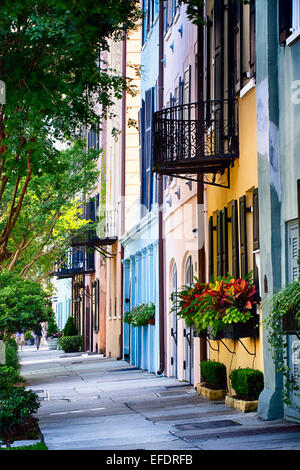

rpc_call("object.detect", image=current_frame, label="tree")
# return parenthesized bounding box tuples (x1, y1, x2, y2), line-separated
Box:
(1, 140, 102, 281)
(0, 271, 54, 337)
(0, 0, 140, 262)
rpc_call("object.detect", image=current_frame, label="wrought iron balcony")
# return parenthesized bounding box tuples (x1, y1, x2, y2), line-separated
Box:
(71, 209, 119, 247)
(153, 99, 239, 187)
(52, 248, 95, 279)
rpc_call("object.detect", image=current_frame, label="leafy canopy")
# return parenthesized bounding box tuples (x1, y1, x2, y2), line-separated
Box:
(0, 270, 54, 336)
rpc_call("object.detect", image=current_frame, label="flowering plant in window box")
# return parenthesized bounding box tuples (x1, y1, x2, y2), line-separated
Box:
(172, 273, 258, 337)
(122, 303, 155, 327)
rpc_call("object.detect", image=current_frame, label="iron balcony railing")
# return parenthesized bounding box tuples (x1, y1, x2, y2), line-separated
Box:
(71, 209, 119, 247)
(53, 247, 95, 279)
(153, 99, 239, 176)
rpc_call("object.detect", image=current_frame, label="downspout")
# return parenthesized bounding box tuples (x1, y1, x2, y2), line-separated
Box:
(118, 33, 127, 361)
(157, 0, 165, 375)
(197, 6, 207, 363)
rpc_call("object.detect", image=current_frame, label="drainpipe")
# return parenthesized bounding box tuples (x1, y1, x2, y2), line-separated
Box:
(118, 33, 127, 361)
(157, 0, 165, 375)
(197, 7, 207, 363)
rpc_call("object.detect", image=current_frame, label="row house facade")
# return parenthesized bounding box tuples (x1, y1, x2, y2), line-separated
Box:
(52, 0, 300, 424)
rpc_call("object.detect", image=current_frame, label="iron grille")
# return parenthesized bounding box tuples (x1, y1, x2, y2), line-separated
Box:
(52, 247, 95, 278)
(153, 99, 239, 182)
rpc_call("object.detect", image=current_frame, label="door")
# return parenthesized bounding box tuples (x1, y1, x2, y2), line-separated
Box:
(286, 219, 300, 417)
(171, 263, 178, 378)
(184, 256, 194, 384)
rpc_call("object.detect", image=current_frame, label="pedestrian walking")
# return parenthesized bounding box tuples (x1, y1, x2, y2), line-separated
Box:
(34, 327, 43, 350)
(15, 330, 25, 351)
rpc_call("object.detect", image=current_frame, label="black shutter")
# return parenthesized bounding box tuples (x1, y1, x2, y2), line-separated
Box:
(214, 0, 224, 101)
(249, 0, 256, 78)
(217, 210, 222, 277)
(231, 199, 240, 278)
(253, 188, 259, 251)
(279, 0, 292, 45)
(253, 188, 260, 292)
(239, 195, 248, 278)
(209, 216, 214, 281)
(221, 207, 228, 275)
(232, 0, 243, 94)
(140, 99, 146, 215)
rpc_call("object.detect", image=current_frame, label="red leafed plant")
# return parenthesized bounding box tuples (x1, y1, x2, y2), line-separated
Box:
(171, 273, 257, 335)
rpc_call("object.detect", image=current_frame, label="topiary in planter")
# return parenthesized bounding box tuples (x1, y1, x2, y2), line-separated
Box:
(63, 316, 78, 337)
(229, 368, 264, 401)
(58, 335, 82, 353)
(200, 360, 227, 390)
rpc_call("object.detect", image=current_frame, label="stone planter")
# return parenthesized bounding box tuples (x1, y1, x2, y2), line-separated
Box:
(225, 395, 258, 412)
(47, 337, 58, 350)
(197, 383, 227, 400)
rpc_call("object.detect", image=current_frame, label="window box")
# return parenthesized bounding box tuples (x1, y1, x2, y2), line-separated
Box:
(222, 314, 259, 340)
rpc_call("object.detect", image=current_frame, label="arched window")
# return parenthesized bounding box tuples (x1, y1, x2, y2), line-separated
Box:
(185, 255, 193, 286)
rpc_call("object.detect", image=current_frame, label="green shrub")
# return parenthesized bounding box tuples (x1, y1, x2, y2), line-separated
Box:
(230, 368, 264, 401)
(0, 387, 40, 441)
(0, 366, 21, 391)
(63, 316, 78, 336)
(25, 331, 32, 341)
(5, 338, 19, 371)
(58, 335, 82, 353)
(200, 360, 227, 389)
(46, 317, 59, 338)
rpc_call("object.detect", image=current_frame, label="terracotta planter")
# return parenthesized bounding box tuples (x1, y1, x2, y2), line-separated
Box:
(146, 316, 155, 326)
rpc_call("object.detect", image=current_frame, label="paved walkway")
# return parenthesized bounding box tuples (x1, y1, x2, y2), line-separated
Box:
(19, 345, 300, 450)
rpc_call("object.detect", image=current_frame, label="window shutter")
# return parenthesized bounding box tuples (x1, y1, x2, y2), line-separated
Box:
(217, 210, 222, 277)
(214, 0, 224, 101)
(231, 199, 240, 278)
(249, 0, 256, 78)
(232, 0, 243, 94)
(221, 207, 228, 275)
(239, 195, 248, 278)
(288, 223, 299, 282)
(279, 0, 292, 45)
(253, 188, 259, 251)
(140, 99, 146, 214)
(209, 216, 214, 281)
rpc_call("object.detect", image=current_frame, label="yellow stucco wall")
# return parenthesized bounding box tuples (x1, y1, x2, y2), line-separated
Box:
(205, 87, 263, 386)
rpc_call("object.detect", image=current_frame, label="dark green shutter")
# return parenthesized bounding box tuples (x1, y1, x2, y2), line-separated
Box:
(214, 0, 224, 101)
(232, 0, 243, 94)
(231, 199, 240, 278)
(249, 0, 256, 78)
(217, 210, 222, 277)
(209, 216, 214, 281)
(253, 188, 259, 251)
(279, 0, 292, 45)
(239, 195, 248, 278)
(221, 207, 228, 275)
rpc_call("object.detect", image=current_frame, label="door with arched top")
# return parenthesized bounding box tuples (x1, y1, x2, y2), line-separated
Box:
(184, 255, 194, 384)
(171, 263, 178, 378)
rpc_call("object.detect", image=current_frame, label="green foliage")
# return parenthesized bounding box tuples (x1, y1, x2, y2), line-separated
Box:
(0, 0, 140, 265)
(264, 280, 300, 408)
(122, 303, 155, 327)
(0, 271, 54, 336)
(46, 317, 59, 339)
(0, 387, 40, 442)
(63, 316, 78, 337)
(25, 332, 32, 341)
(5, 338, 20, 371)
(58, 335, 82, 353)
(230, 368, 264, 401)
(0, 366, 21, 391)
(2, 441, 48, 450)
(200, 360, 227, 390)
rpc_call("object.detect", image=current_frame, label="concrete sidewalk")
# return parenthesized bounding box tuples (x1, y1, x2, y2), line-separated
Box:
(19, 345, 300, 450)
